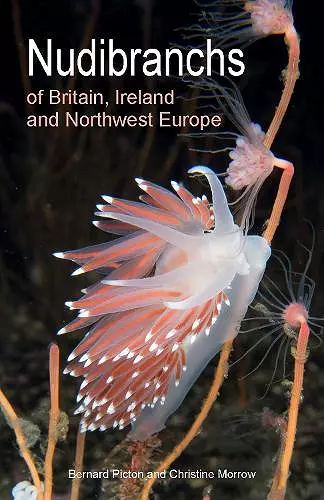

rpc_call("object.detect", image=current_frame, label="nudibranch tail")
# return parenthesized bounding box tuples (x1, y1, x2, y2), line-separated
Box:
(55, 167, 271, 435)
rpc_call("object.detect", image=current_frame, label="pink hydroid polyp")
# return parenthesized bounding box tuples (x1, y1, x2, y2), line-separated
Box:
(246, 0, 294, 36)
(283, 302, 308, 329)
(226, 122, 274, 190)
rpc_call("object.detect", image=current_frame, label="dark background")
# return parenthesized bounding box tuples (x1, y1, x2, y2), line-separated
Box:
(0, 1, 323, 499)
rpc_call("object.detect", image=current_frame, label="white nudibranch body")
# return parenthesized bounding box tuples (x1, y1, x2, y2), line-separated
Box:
(56, 166, 270, 438)
(130, 167, 271, 439)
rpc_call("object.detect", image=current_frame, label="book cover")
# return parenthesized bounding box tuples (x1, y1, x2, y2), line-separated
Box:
(0, 1, 323, 499)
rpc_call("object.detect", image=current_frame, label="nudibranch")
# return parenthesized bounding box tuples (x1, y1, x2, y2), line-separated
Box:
(55, 166, 270, 439)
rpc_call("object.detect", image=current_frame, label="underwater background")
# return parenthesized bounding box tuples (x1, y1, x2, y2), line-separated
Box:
(0, 0, 323, 498)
